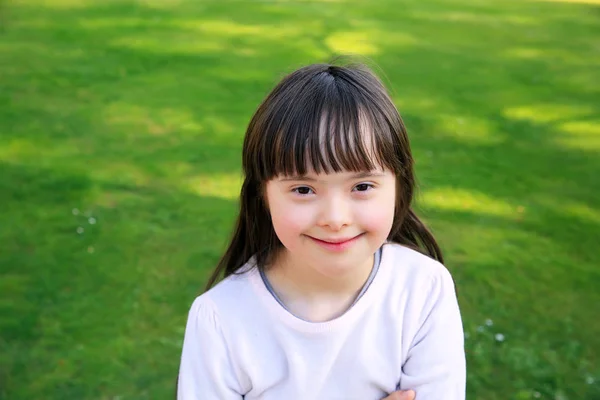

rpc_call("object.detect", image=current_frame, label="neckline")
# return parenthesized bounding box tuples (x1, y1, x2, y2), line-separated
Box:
(258, 248, 382, 322)
(248, 243, 392, 333)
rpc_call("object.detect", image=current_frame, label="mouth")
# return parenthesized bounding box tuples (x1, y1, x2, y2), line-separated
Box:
(306, 233, 364, 251)
(315, 236, 360, 244)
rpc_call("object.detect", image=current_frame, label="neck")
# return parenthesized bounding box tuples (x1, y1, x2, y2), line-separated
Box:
(264, 249, 374, 322)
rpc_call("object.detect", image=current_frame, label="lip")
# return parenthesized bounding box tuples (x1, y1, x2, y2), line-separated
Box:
(307, 233, 364, 252)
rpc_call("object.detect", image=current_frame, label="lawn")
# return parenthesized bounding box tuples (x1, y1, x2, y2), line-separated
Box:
(0, 0, 599, 398)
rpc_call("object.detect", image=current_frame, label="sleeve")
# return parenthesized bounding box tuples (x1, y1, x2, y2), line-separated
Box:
(177, 297, 244, 400)
(399, 267, 466, 399)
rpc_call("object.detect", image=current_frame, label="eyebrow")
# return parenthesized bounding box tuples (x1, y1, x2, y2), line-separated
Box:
(278, 172, 386, 182)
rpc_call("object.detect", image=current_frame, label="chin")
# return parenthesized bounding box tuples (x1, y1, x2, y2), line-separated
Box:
(313, 255, 370, 275)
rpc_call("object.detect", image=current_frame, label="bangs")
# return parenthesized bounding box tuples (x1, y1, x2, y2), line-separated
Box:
(249, 66, 402, 181)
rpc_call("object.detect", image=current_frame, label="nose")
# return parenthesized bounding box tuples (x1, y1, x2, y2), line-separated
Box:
(317, 193, 351, 231)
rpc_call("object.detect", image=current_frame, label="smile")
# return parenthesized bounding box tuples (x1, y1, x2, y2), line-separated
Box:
(307, 233, 364, 252)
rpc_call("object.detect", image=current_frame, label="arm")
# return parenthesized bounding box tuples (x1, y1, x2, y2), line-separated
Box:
(383, 390, 416, 400)
(399, 267, 466, 399)
(177, 297, 244, 400)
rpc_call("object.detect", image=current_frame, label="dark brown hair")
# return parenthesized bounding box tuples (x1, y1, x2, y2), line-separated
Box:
(205, 62, 443, 290)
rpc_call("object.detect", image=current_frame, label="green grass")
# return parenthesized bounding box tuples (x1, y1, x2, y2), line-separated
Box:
(1, 0, 599, 398)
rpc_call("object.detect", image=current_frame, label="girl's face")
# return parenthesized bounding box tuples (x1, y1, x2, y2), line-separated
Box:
(265, 168, 396, 277)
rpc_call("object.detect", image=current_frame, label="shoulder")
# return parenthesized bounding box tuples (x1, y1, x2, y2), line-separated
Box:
(382, 242, 454, 282)
(186, 265, 263, 330)
(379, 243, 458, 308)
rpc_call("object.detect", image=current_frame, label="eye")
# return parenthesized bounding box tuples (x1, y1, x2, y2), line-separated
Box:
(292, 186, 314, 195)
(353, 183, 374, 192)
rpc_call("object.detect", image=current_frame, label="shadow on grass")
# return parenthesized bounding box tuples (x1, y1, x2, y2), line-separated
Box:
(1, 0, 599, 399)
(0, 160, 238, 398)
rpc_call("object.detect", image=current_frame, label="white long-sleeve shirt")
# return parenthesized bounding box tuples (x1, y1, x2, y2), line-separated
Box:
(178, 243, 466, 400)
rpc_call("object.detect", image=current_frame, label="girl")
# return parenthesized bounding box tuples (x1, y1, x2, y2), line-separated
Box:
(177, 62, 466, 399)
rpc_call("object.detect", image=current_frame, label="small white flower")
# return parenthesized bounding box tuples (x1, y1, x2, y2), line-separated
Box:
(77, 227, 84, 234)
(495, 333, 505, 342)
(72, 208, 80, 215)
(533, 391, 541, 398)
(554, 391, 568, 400)
(88, 217, 96, 225)
(477, 326, 485, 333)
(485, 318, 493, 327)
(585, 375, 595, 385)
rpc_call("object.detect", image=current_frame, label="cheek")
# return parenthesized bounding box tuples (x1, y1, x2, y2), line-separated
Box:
(363, 207, 394, 233)
(269, 202, 311, 243)
(360, 192, 396, 233)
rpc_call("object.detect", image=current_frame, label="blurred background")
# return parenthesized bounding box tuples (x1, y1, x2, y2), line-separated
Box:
(1, 0, 599, 399)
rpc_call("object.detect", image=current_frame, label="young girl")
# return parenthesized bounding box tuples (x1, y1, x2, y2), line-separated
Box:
(177, 62, 466, 399)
